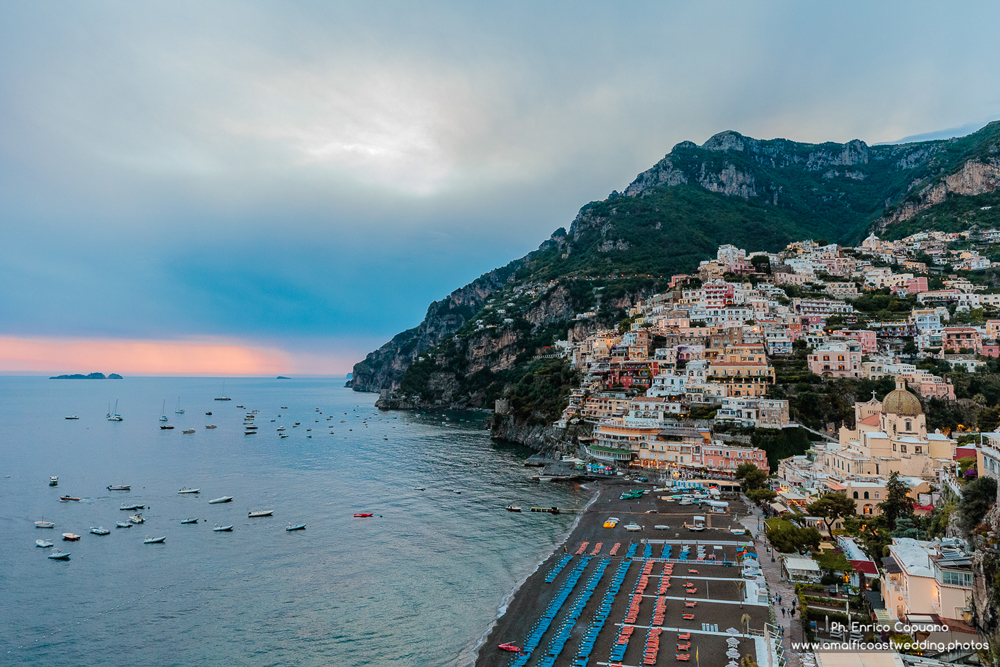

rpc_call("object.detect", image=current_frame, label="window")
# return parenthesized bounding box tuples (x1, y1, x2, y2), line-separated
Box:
(875, 492, 880, 499)
(901, 445, 907, 454)
(864, 491, 869, 499)
(853, 491, 859, 499)
(905, 420, 911, 431)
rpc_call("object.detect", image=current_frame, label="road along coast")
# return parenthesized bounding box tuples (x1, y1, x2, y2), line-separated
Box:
(475, 480, 777, 667)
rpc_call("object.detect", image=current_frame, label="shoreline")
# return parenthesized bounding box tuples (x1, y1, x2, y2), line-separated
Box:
(465, 482, 602, 666)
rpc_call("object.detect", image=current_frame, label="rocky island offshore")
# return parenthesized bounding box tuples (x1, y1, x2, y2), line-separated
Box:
(50, 372, 124, 379)
(351, 121, 1000, 663)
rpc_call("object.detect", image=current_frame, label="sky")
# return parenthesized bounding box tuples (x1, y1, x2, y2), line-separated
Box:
(2, 1, 999, 376)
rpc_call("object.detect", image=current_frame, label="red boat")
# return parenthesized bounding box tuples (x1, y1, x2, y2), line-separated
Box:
(497, 643, 521, 653)
(353, 513, 374, 518)
(59, 496, 81, 501)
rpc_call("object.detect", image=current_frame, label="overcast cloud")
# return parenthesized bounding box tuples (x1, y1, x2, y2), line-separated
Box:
(2, 1, 999, 373)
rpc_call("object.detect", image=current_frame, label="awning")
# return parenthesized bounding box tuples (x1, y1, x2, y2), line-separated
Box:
(769, 502, 790, 513)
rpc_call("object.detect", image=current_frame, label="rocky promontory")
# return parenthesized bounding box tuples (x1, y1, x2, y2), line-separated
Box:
(50, 372, 123, 379)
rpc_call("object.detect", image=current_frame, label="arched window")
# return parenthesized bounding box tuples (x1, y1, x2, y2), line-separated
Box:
(853, 491, 858, 499)
(864, 491, 869, 499)
(905, 420, 911, 431)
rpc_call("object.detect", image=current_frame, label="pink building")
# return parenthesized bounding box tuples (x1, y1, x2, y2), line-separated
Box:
(892, 277, 929, 296)
(700, 444, 770, 475)
(838, 329, 877, 354)
(942, 327, 982, 354)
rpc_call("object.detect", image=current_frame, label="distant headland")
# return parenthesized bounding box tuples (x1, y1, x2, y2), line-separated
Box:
(50, 372, 124, 380)
(276, 376, 291, 379)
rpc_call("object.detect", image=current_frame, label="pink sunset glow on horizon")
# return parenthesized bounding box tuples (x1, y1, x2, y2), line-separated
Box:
(0, 336, 354, 376)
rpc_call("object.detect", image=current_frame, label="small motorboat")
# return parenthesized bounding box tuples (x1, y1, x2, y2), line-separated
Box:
(129, 514, 145, 524)
(208, 496, 233, 504)
(182, 429, 195, 434)
(62, 533, 81, 541)
(35, 520, 55, 529)
(59, 495, 81, 502)
(36, 539, 54, 548)
(49, 476, 59, 486)
(498, 643, 522, 653)
(205, 424, 217, 429)
(505, 505, 522, 512)
(276, 426, 286, 432)
(280, 406, 288, 409)
(624, 523, 642, 532)
(353, 513, 374, 518)
(90, 526, 110, 535)
(286, 523, 306, 531)
(120, 504, 144, 511)
(181, 518, 199, 524)
(248, 510, 273, 518)
(144, 535, 166, 544)
(65, 415, 79, 420)
(107, 484, 131, 491)
(160, 425, 175, 430)
(414, 487, 426, 491)
(48, 550, 71, 560)
(244, 431, 257, 436)
(205, 411, 213, 415)
(236, 405, 244, 408)
(178, 487, 200, 494)
(116, 521, 132, 528)
(213, 524, 233, 532)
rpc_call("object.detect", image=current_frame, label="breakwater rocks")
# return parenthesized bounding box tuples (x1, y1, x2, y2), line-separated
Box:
(489, 414, 590, 456)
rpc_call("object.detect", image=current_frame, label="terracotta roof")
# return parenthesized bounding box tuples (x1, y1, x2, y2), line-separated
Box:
(850, 560, 878, 575)
(859, 414, 880, 426)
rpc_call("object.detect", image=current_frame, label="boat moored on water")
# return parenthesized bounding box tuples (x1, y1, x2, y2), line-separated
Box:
(285, 523, 306, 531)
(116, 521, 131, 528)
(129, 514, 145, 524)
(144, 535, 166, 544)
(208, 496, 232, 504)
(205, 424, 217, 429)
(178, 487, 200, 494)
(107, 398, 123, 421)
(59, 495, 81, 502)
(181, 518, 199, 524)
(353, 513, 374, 518)
(65, 415, 79, 420)
(62, 533, 81, 541)
(213, 524, 233, 532)
(120, 504, 144, 511)
(49, 476, 58, 486)
(90, 526, 110, 535)
(107, 484, 130, 491)
(248, 510, 273, 518)
(48, 550, 70, 560)
(160, 425, 174, 430)
(182, 429, 195, 434)
(35, 519, 55, 528)
(505, 505, 522, 512)
(36, 539, 54, 547)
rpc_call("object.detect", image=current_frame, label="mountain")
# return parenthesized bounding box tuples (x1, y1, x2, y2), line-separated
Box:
(350, 121, 1000, 399)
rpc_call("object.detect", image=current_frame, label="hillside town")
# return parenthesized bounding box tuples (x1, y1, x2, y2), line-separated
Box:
(504, 227, 1000, 657)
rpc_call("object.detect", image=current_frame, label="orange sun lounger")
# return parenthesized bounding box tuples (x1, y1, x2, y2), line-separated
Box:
(676, 653, 690, 661)
(678, 633, 691, 640)
(682, 613, 695, 620)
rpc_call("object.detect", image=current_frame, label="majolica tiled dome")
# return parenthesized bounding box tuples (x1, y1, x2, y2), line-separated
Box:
(882, 386, 922, 416)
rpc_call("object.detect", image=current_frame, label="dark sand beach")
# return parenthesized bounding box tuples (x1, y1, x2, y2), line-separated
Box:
(476, 480, 773, 667)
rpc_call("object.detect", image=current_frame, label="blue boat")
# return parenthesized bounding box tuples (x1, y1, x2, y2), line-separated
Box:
(285, 523, 306, 531)
(48, 550, 70, 560)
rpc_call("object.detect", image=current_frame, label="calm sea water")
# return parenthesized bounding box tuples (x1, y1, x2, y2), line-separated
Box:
(0, 377, 587, 666)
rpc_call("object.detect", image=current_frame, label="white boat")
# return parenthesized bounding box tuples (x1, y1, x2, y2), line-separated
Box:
(144, 535, 166, 544)
(107, 484, 130, 491)
(129, 514, 145, 524)
(35, 519, 55, 529)
(213, 524, 233, 532)
(116, 521, 131, 528)
(276, 426, 285, 432)
(107, 398, 123, 421)
(65, 415, 79, 420)
(120, 504, 144, 510)
(214, 380, 231, 401)
(208, 496, 233, 504)
(160, 400, 169, 422)
(90, 526, 110, 535)
(36, 539, 54, 547)
(624, 523, 642, 532)
(181, 518, 199, 524)
(248, 510, 273, 518)
(62, 533, 81, 541)
(48, 550, 71, 560)
(175, 397, 185, 414)
(178, 487, 200, 494)
(49, 476, 59, 486)
(286, 523, 306, 531)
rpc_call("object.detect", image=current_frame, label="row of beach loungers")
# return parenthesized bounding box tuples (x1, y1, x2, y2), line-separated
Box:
(535, 557, 611, 667)
(511, 556, 592, 666)
(571, 558, 630, 666)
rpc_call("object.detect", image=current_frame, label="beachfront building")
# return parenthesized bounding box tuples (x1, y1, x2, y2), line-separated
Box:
(636, 427, 709, 470)
(881, 538, 974, 624)
(700, 443, 770, 475)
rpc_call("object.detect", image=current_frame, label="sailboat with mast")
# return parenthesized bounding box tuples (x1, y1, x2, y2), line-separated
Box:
(107, 398, 123, 421)
(159, 400, 169, 422)
(175, 397, 185, 414)
(214, 380, 231, 401)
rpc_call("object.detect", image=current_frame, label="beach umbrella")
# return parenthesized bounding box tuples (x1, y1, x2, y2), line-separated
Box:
(727, 648, 740, 659)
(726, 637, 739, 647)
(726, 627, 740, 635)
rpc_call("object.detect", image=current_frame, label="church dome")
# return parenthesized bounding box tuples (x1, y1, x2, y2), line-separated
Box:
(882, 386, 922, 416)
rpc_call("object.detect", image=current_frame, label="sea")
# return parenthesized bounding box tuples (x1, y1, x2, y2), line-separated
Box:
(0, 376, 589, 666)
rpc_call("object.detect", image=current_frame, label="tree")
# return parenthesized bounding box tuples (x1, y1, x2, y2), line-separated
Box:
(814, 549, 852, 577)
(747, 488, 778, 503)
(806, 493, 858, 536)
(958, 476, 998, 538)
(892, 517, 923, 540)
(736, 462, 767, 491)
(902, 340, 919, 356)
(879, 472, 914, 531)
(766, 517, 821, 553)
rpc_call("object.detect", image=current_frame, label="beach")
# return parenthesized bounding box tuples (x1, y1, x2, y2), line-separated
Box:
(475, 479, 773, 667)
